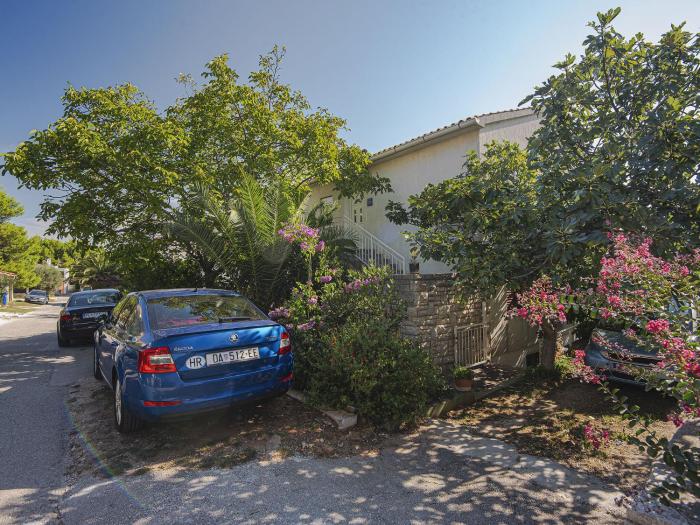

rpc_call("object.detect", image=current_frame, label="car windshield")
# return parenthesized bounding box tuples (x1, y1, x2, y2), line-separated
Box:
(29, 290, 46, 296)
(68, 291, 121, 307)
(146, 294, 267, 330)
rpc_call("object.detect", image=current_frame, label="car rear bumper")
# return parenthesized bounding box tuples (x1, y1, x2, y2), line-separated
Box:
(59, 325, 98, 339)
(123, 358, 294, 421)
(584, 347, 646, 386)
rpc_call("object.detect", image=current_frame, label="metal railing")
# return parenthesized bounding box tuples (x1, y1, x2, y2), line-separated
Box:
(342, 216, 407, 274)
(454, 323, 489, 367)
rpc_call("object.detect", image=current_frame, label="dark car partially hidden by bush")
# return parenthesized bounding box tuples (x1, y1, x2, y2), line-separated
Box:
(58, 289, 122, 347)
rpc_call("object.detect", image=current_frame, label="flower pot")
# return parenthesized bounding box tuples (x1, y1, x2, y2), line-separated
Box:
(454, 378, 473, 392)
(409, 261, 420, 273)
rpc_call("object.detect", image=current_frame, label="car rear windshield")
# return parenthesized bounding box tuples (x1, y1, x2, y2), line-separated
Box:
(29, 290, 47, 296)
(146, 294, 267, 330)
(68, 291, 121, 307)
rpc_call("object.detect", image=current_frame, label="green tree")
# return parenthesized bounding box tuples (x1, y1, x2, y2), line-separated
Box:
(168, 175, 356, 307)
(36, 238, 80, 268)
(0, 187, 40, 288)
(34, 264, 64, 293)
(2, 49, 387, 288)
(70, 250, 120, 289)
(388, 9, 700, 368)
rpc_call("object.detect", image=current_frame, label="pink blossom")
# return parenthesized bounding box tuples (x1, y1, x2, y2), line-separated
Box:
(646, 319, 670, 334)
(319, 275, 332, 283)
(607, 295, 622, 308)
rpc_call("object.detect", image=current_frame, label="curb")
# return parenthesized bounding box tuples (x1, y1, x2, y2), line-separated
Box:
(286, 389, 358, 430)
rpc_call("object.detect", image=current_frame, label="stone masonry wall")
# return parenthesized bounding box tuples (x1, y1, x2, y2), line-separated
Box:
(395, 273, 541, 371)
(394, 273, 483, 371)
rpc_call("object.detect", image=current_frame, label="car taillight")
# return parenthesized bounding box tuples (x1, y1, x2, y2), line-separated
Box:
(60, 314, 71, 321)
(138, 347, 177, 374)
(279, 331, 291, 355)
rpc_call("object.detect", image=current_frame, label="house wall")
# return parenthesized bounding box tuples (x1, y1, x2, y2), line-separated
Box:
(307, 111, 540, 274)
(395, 274, 541, 371)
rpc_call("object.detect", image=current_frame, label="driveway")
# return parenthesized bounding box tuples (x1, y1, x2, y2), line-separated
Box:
(0, 309, 625, 524)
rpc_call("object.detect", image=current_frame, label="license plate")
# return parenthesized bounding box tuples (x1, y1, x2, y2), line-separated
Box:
(206, 347, 259, 366)
(82, 312, 104, 319)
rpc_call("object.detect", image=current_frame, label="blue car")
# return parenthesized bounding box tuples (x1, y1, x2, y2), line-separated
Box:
(93, 289, 293, 433)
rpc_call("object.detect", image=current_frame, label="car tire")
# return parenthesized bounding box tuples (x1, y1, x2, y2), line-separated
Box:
(93, 344, 101, 380)
(113, 376, 143, 434)
(57, 330, 69, 348)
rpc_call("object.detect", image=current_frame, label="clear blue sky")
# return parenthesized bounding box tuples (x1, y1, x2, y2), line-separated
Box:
(2, 0, 699, 236)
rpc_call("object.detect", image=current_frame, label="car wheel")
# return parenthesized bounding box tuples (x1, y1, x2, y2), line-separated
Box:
(57, 330, 69, 348)
(93, 344, 101, 380)
(113, 376, 143, 434)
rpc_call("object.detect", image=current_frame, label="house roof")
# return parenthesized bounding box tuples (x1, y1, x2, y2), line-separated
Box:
(371, 107, 535, 163)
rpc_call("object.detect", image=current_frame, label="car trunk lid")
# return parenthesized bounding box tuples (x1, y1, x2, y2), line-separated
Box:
(152, 319, 283, 380)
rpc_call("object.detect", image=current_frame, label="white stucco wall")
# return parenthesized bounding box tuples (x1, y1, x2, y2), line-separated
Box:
(308, 111, 541, 274)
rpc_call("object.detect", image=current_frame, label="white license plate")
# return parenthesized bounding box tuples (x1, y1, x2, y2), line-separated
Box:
(206, 347, 259, 366)
(82, 312, 104, 319)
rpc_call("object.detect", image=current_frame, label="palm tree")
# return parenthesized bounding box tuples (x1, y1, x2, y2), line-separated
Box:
(167, 174, 356, 307)
(71, 250, 120, 289)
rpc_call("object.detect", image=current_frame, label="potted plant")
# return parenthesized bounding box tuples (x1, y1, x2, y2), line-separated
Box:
(453, 366, 474, 391)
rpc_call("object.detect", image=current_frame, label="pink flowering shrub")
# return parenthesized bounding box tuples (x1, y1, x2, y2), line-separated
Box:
(278, 222, 326, 280)
(272, 262, 443, 429)
(515, 232, 700, 503)
(581, 423, 610, 451)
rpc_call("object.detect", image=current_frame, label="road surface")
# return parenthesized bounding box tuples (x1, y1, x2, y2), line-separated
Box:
(0, 304, 625, 524)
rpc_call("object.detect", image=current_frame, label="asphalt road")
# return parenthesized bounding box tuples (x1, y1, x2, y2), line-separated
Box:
(0, 302, 91, 524)
(0, 305, 626, 524)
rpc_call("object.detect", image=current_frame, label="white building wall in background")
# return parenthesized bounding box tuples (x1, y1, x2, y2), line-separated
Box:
(308, 108, 541, 274)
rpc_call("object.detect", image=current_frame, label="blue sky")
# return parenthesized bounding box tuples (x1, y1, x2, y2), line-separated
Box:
(2, 0, 699, 236)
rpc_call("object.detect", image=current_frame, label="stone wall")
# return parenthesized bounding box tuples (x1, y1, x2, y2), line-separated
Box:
(395, 273, 540, 371)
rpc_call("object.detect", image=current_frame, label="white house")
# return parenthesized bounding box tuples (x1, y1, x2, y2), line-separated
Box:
(309, 107, 539, 274)
(309, 107, 542, 369)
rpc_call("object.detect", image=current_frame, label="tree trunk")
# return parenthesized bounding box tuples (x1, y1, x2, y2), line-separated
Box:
(540, 321, 564, 370)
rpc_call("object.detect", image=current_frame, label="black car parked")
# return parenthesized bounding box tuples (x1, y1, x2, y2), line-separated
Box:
(25, 289, 49, 304)
(57, 289, 122, 347)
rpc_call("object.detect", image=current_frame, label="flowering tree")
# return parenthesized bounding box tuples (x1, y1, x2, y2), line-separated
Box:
(516, 233, 700, 503)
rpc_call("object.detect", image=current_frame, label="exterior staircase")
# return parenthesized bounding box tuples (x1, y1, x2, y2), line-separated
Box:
(342, 216, 407, 274)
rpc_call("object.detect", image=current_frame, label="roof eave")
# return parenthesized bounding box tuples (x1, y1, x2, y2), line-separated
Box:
(370, 117, 484, 164)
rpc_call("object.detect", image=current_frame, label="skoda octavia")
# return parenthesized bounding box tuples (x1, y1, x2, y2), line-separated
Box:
(93, 289, 293, 433)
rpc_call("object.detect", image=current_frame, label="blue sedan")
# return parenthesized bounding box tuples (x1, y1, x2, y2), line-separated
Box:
(93, 289, 293, 433)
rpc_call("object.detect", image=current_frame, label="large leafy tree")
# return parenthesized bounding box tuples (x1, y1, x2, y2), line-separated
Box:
(34, 263, 64, 293)
(0, 187, 40, 288)
(388, 9, 700, 367)
(2, 48, 384, 288)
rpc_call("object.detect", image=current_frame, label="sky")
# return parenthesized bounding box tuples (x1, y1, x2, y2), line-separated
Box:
(1, 0, 699, 236)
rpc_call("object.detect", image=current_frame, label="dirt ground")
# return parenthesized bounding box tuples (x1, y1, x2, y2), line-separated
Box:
(66, 377, 384, 478)
(447, 376, 677, 492)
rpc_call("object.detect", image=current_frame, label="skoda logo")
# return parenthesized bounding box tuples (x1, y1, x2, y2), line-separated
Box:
(229, 333, 239, 343)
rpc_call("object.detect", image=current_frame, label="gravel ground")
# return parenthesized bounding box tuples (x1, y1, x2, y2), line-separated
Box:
(2, 307, 631, 524)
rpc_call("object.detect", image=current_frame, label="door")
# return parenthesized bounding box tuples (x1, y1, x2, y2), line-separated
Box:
(100, 296, 136, 380)
(352, 200, 364, 225)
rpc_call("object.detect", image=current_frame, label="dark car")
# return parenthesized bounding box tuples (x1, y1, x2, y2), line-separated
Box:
(584, 301, 698, 386)
(57, 289, 122, 347)
(25, 289, 49, 304)
(93, 289, 293, 433)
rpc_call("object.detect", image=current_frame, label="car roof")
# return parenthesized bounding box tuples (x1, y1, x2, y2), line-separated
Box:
(136, 289, 241, 300)
(70, 288, 120, 296)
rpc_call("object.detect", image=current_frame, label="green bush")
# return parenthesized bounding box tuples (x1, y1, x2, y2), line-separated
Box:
(273, 265, 444, 430)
